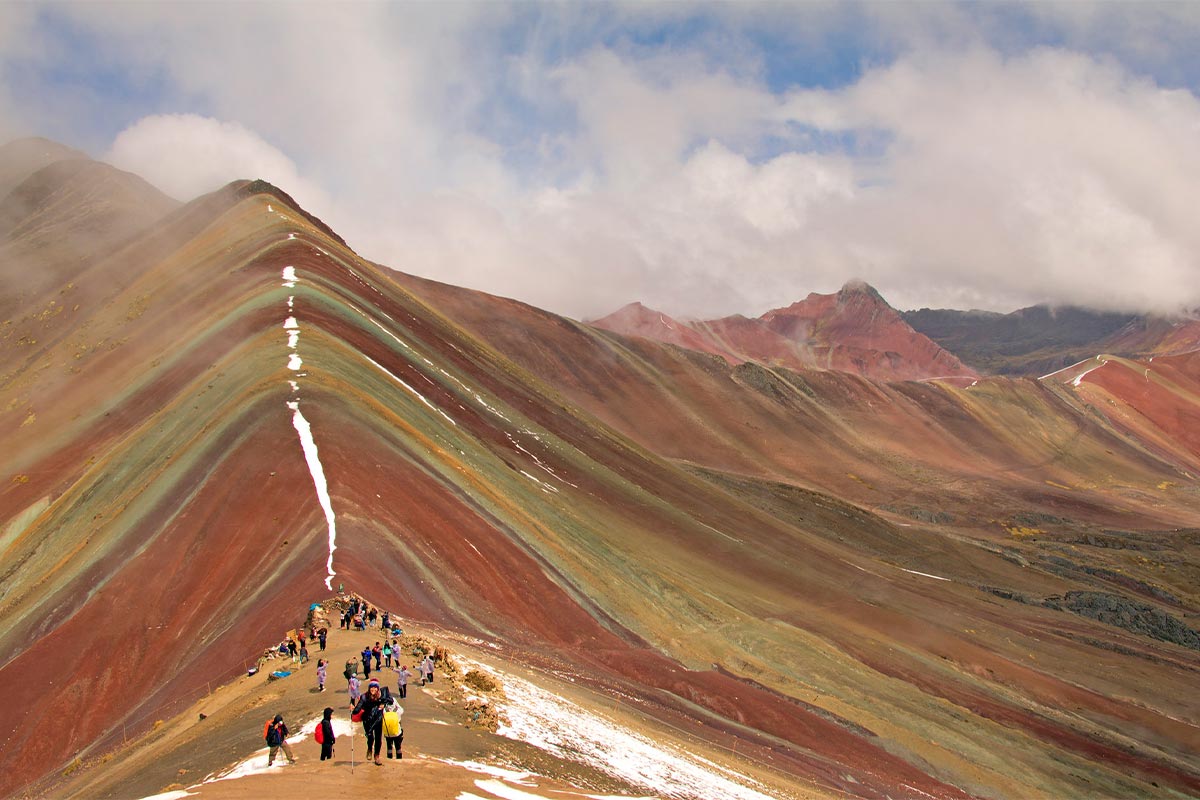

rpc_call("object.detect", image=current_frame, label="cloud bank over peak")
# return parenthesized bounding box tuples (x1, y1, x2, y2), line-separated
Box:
(105, 115, 330, 213)
(4, 4, 1200, 319)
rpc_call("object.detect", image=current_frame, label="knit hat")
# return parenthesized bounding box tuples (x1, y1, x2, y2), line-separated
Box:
(368, 678, 380, 689)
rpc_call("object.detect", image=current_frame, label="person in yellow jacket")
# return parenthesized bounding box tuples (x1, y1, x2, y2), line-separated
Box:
(382, 698, 404, 759)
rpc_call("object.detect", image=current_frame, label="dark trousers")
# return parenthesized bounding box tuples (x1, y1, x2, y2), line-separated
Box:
(386, 732, 403, 758)
(364, 721, 383, 757)
(320, 741, 333, 760)
(398, 684, 407, 699)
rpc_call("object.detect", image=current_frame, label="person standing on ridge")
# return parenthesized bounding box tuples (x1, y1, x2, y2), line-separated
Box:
(348, 673, 361, 707)
(352, 678, 391, 765)
(394, 664, 411, 699)
(372, 641, 382, 671)
(420, 653, 435, 685)
(318, 627, 328, 651)
(361, 645, 373, 678)
(318, 706, 336, 761)
(265, 714, 296, 765)
(316, 658, 327, 692)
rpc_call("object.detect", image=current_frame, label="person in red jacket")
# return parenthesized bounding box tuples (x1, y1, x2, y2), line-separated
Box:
(318, 706, 336, 761)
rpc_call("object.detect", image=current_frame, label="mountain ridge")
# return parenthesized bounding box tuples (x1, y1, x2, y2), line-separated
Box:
(591, 280, 977, 382)
(3, 140, 1200, 798)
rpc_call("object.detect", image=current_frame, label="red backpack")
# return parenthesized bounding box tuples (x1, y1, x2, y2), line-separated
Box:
(314, 722, 325, 744)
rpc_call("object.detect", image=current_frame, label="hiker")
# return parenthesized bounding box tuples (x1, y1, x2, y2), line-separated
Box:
(344, 657, 358, 682)
(318, 628, 328, 651)
(299, 641, 309, 664)
(351, 678, 391, 765)
(383, 641, 393, 668)
(265, 714, 296, 765)
(420, 654, 435, 685)
(297, 629, 306, 649)
(394, 664, 411, 699)
(318, 706, 336, 761)
(382, 698, 404, 759)
(367, 607, 378, 627)
(287, 639, 298, 663)
(372, 642, 382, 670)
(348, 673, 361, 707)
(361, 646, 373, 678)
(381, 611, 390, 630)
(316, 658, 327, 692)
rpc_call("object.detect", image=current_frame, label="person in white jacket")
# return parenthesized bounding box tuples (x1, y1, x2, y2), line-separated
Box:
(420, 654, 435, 685)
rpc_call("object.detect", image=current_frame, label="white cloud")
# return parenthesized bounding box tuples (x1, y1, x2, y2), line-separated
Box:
(9, 4, 1200, 319)
(105, 114, 329, 212)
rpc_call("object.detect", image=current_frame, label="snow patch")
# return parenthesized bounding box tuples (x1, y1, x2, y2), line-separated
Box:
(520, 470, 559, 493)
(1038, 356, 1094, 381)
(283, 316, 298, 329)
(281, 266, 297, 287)
(435, 759, 537, 785)
(288, 401, 338, 590)
(1073, 358, 1108, 387)
(490, 668, 780, 800)
(364, 354, 458, 427)
(288, 353, 303, 371)
(287, 330, 300, 349)
(901, 568, 951, 582)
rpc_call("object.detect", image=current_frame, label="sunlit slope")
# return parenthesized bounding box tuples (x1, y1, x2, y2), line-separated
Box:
(1, 181, 1197, 797)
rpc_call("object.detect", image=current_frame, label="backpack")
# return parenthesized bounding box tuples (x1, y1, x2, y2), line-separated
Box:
(382, 710, 401, 737)
(314, 722, 325, 745)
(265, 722, 282, 747)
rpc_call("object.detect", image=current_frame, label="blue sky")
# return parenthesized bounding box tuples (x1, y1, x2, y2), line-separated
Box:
(3, 2, 1200, 318)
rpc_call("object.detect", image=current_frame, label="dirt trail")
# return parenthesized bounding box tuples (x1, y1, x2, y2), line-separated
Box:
(45, 601, 660, 800)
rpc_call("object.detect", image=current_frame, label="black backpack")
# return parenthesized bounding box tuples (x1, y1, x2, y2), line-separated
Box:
(265, 723, 282, 746)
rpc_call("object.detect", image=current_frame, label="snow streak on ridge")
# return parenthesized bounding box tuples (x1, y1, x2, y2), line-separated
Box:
(280, 260, 338, 590)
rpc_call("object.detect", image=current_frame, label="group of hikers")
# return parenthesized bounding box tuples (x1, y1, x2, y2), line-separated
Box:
(339, 597, 394, 632)
(264, 679, 405, 767)
(263, 595, 437, 767)
(278, 626, 328, 665)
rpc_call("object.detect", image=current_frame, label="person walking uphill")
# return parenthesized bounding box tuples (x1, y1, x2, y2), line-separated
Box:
(265, 714, 296, 765)
(351, 678, 391, 765)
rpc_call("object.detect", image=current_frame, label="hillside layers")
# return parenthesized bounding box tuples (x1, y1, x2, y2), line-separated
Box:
(2, 144, 1199, 798)
(591, 281, 977, 382)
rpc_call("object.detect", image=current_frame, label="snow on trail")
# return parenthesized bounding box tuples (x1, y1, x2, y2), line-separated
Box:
(484, 666, 781, 800)
(281, 266, 338, 591)
(288, 401, 338, 589)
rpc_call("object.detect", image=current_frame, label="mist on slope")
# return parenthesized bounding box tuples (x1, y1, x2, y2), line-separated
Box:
(4, 3, 1200, 320)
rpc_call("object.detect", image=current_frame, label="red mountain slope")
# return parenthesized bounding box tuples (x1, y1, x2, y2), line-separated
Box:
(590, 281, 977, 382)
(2, 152, 1199, 798)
